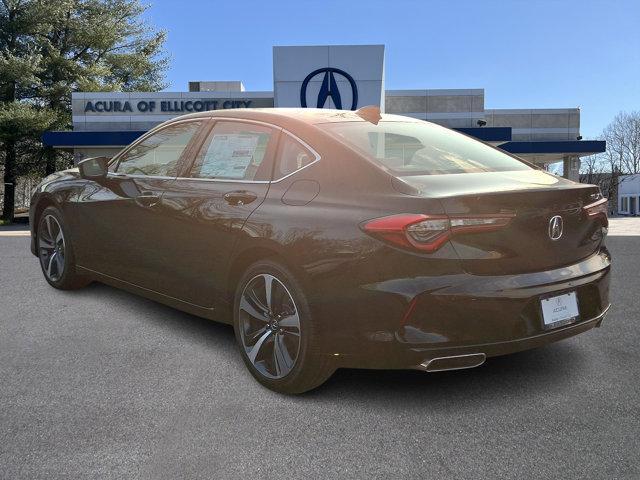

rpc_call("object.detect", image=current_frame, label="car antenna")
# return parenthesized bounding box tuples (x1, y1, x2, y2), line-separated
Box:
(355, 105, 382, 125)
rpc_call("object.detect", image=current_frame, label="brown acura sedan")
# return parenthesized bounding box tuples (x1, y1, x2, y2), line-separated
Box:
(29, 107, 611, 393)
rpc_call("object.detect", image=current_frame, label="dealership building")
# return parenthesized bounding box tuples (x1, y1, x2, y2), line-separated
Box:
(43, 44, 605, 181)
(618, 174, 640, 215)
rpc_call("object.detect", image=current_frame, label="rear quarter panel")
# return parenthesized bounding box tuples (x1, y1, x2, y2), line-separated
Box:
(232, 130, 465, 352)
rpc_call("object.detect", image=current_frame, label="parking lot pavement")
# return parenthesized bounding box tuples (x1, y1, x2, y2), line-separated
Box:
(608, 217, 640, 235)
(1, 229, 639, 479)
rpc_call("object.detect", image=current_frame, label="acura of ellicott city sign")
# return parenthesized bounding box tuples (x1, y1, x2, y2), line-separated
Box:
(81, 64, 365, 116)
(83, 99, 253, 113)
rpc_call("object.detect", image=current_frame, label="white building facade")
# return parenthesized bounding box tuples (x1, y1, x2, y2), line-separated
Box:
(618, 174, 640, 215)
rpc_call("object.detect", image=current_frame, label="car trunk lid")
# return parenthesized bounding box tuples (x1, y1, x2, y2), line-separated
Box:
(395, 170, 607, 274)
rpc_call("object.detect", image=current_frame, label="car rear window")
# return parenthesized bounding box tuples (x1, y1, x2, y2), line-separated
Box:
(320, 121, 532, 176)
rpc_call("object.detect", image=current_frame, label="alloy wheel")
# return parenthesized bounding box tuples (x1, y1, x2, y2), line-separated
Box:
(38, 214, 66, 282)
(239, 273, 301, 379)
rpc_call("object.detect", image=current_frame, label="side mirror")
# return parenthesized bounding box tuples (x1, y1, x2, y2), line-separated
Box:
(78, 156, 109, 181)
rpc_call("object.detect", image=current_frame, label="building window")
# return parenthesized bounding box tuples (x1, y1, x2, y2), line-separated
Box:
(620, 196, 629, 213)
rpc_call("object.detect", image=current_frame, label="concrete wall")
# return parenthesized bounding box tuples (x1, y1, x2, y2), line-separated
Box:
(188, 81, 245, 92)
(72, 89, 581, 139)
(385, 89, 484, 128)
(485, 108, 580, 141)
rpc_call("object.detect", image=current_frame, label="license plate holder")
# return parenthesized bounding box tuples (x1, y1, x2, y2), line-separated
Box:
(540, 291, 580, 329)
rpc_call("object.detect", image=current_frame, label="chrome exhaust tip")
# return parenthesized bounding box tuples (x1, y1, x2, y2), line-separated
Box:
(417, 353, 486, 372)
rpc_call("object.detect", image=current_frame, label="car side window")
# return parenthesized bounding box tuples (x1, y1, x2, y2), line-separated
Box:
(276, 134, 316, 179)
(117, 121, 202, 176)
(189, 121, 276, 181)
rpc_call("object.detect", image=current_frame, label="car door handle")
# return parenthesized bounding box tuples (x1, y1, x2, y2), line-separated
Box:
(223, 190, 258, 206)
(135, 191, 160, 208)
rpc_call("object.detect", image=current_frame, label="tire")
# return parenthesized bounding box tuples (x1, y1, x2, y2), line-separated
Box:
(233, 259, 334, 394)
(36, 206, 90, 290)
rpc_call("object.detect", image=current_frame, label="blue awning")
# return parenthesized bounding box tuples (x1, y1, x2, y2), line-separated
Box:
(42, 130, 146, 147)
(42, 127, 513, 147)
(454, 127, 512, 143)
(42, 127, 511, 148)
(42, 129, 606, 157)
(500, 140, 606, 155)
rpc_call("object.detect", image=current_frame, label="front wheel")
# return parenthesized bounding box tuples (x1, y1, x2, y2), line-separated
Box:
(233, 260, 334, 394)
(37, 206, 90, 290)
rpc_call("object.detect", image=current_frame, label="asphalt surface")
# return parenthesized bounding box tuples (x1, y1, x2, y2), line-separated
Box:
(1, 230, 639, 479)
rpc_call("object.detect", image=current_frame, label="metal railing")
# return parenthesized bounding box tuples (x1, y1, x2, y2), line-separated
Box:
(0, 176, 42, 214)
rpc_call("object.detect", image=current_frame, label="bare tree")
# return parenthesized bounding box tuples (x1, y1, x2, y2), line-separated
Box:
(581, 111, 640, 176)
(603, 111, 640, 174)
(580, 150, 618, 210)
(581, 151, 606, 185)
(578, 111, 640, 213)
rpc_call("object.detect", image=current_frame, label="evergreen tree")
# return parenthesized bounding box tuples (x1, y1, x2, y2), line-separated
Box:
(1, 0, 167, 222)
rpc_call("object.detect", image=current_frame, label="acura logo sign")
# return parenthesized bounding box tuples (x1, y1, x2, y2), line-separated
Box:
(548, 215, 563, 241)
(300, 67, 358, 110)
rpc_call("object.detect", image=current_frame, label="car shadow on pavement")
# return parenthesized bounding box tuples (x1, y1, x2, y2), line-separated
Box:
(79, 281, 590, 404)
(76, 281, 237, 344)
(312, 343, 589, 408)
(329, 344, 582, 387)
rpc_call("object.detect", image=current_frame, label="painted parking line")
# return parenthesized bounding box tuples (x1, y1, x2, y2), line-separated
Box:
(0, 231, 30, 237)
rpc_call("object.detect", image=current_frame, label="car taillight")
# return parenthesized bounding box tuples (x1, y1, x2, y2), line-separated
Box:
(583, 198, 608, 217)
(361, 213, 514, 253)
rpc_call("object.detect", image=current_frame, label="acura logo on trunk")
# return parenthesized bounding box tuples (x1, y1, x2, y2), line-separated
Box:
(549, 215, 563, 240)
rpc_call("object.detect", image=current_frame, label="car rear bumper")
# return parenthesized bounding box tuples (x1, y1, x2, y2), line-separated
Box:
(323, 248, 611, 370)
(410, 304, 609, 371)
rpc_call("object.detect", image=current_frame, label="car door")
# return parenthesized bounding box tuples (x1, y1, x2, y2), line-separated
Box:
(158, 119, 280, 307)
(72, 119, 206, 291)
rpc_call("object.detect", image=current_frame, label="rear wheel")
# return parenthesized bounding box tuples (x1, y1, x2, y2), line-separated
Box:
(37, 206, 90, 290)
(233, 260, 334, 394)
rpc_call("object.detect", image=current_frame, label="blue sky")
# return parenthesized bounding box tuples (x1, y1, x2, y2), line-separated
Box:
(145, 0, 639, 138)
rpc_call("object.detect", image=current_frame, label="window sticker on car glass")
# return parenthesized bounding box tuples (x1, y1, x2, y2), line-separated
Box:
(200, 134, 260, 178)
